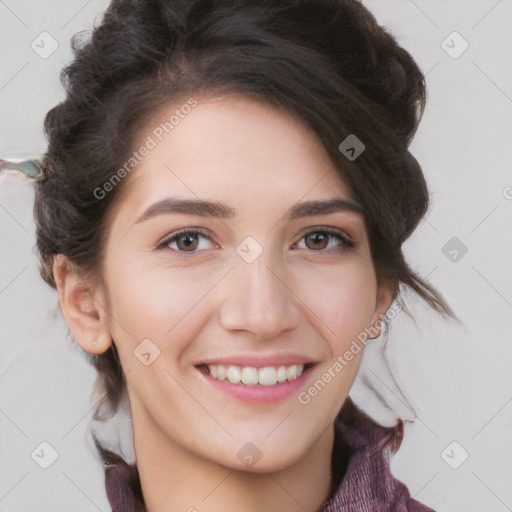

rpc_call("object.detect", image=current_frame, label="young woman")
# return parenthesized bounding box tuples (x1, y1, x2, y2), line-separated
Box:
(33, 0, 456, 510)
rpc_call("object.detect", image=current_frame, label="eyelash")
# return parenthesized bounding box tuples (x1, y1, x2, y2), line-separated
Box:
(155, 227, 355, 255)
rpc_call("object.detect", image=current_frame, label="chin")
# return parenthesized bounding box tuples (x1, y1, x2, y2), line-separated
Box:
(220, 435, 313, 474)
(233, 449, 305, 474)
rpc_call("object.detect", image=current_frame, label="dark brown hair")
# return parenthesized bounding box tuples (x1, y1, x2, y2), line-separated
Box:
(34, 0, 456, 423)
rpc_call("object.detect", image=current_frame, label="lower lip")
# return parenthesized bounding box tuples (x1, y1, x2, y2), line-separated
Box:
(197, 366, 315, 404)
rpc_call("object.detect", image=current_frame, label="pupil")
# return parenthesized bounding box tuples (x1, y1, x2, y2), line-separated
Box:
(179, 234, 198, 251)
(308, 233, 327, 250)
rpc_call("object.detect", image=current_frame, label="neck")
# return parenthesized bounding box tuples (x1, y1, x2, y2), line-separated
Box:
(129, 395, 335, 512)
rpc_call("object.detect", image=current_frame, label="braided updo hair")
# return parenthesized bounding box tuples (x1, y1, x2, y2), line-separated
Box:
(34, 0, 455, 422)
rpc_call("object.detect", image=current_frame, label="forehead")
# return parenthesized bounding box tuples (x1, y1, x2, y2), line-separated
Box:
(109, 95, 355, 223)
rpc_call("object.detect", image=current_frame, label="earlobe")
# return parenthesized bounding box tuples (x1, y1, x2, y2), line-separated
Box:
(370, 278, 395, 336)
(53, 255, 112, 355)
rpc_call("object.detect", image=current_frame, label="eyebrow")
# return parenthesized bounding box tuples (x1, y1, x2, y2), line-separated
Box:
(135, 197, 365, 224)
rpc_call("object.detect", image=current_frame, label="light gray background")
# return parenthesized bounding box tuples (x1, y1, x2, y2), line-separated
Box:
(1, 0, 511, 511)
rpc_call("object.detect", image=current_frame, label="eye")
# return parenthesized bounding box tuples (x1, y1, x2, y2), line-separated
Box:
(155, 226, 355, 255)
(292, 228, 354, 254)
(155, 228, 216, 253)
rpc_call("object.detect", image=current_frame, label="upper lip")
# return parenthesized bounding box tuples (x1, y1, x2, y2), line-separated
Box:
(196, 353, 318, 368)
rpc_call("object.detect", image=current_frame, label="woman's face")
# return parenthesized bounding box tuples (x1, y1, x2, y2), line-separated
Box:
(93, 95, 392, 472)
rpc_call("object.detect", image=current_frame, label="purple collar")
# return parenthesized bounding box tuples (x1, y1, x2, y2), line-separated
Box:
(95, 398, 435, 512)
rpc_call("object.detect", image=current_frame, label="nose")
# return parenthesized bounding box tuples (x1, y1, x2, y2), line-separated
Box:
(219, 250, 301, 339)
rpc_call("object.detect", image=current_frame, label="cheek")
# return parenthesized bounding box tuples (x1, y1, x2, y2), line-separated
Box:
(296, 262, 377, 350)
(105, 256, 216, 359)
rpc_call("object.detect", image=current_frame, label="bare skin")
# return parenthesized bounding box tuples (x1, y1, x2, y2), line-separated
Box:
(54, 94, 393, 512)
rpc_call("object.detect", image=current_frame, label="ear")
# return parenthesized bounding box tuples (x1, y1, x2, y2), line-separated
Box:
(53, 254, 112, 355)
(369, 277, 395, 337)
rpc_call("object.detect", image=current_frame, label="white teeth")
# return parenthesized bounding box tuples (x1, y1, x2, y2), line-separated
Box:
(217, 365, 226, 381)
(286, 365, 298, 380)
(241, 367, 259, 386)
(226, 365, 241, 384)
(204, 363, 306, 385)
(258, 367, 278, 386)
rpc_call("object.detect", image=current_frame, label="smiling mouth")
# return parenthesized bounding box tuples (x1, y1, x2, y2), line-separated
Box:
(197, 363, 314, 386)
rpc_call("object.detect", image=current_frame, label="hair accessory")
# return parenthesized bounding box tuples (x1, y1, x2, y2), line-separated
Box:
(0, 158, 44, 181)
